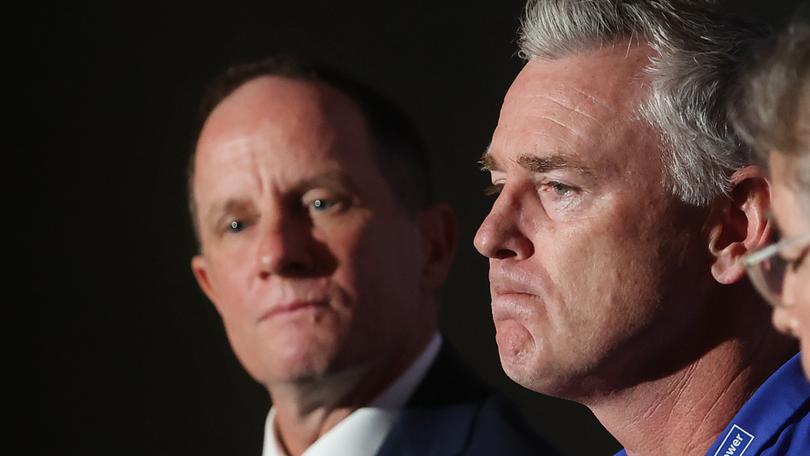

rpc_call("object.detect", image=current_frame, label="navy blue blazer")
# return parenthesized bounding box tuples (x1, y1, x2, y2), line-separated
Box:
(376, 343, 557, 455)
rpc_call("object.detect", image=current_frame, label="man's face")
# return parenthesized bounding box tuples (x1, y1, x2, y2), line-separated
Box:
(191, 77, 430, 386)
(474, 46, 712, 399)
(768, 152, 810, 377)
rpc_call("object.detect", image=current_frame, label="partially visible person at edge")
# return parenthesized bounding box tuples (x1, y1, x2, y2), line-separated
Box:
(474, 1, 809, 455)
(187, 56, 555, 456)
(732, 13, 810, 381)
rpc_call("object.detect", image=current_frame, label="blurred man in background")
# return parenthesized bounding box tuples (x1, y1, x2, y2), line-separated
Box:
(189, 57, 553, 456)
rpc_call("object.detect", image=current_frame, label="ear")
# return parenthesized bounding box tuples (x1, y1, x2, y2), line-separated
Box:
(707, 166, 773, 284)
(416, 203, 458, 292)
(191, 254, 223, 315)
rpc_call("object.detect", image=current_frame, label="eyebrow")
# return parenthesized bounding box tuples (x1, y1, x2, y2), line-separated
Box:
(479, 152, 501, 172)
(289, 172, 352, 195)
(479, 150, 594, 177)
(518, 154, 593, 176)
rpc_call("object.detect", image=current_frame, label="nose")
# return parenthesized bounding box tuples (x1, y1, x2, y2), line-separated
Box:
(771, 306, 799, 337)
(474, 187, 534, 260)
(257, 214, 316, 279)
(782, 265, 809, 307)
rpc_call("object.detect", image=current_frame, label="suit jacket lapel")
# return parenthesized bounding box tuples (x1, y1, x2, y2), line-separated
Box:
(375, 342, 492, 456)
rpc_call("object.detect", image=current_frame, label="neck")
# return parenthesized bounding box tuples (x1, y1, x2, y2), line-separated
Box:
(268, 326, 436, 456)
(586, 291, 795, 456)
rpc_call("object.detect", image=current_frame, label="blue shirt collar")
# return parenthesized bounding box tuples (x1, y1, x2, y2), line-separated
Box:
(705, 353, 809, 456)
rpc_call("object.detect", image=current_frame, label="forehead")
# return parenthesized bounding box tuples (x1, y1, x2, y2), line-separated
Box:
(194, 76, 382, 187)
(506, 44, 651, 112)
(197, 76, 374, 162)
(491, 44, 657, 168)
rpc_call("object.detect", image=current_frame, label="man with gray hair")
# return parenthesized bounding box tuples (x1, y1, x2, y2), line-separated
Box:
(475, 1, 809, 454)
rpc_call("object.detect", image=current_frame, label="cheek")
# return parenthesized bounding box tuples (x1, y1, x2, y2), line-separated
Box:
(316, 219, 414, 320)
(783, 261, 810, 309)
(318, 226, 368, 295)
(546, 198, 692, 345)
(771, 306, 799, 338)
(518, 224, 638, 373)
(550, 236, 657, 355)
(791, 267, 810, 332)
(551, 217, 660, 306)
(207, 250, 257, 316)
(795, 267, 810, 307)
(353, 220, 424, 314)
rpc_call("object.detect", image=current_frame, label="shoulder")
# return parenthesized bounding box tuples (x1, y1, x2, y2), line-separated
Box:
(463, 394, 558, 455)
(376, 343, 557, 455)
(759, 400, 810, 455)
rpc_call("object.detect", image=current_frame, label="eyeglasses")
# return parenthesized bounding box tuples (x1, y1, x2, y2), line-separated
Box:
(742, 232, 810, 307)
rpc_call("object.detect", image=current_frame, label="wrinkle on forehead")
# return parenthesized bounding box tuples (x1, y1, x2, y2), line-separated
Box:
(511, 44, 652, 106)
(569, 87, 616, 113)
(516, 91, 614, 122)
(536, 94, 600, 122)
(488, 44, 658, 188)
(498, 81, 632, 158)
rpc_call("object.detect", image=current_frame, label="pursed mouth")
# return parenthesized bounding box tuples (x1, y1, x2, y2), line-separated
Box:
(491, 284, 542, 299)
(489, 270, 545, 297)
(490, 291, 544, 323)
(258, 299, 329, 321)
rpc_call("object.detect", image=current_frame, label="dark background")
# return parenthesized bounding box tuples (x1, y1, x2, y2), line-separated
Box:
(32, 1, 804, 454)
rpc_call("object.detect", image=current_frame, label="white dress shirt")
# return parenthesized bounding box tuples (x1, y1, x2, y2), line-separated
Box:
(262, 333, 442, 456)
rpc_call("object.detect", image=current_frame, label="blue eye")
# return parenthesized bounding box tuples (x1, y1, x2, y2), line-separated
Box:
(311, 199, 335, 211)
(549, 182, 574, 197)
(227, 219, 244, 232)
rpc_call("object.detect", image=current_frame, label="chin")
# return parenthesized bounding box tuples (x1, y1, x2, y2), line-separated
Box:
(495, 321, 591, 399)
(495, 319, 541, 384)
(253, 349, 337, 385)
(238, 331, 342, 385)
(502, 357, 585, 399)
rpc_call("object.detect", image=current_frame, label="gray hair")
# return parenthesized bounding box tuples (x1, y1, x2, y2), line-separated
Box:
(519, 0, 763, 206)
(731, 17, 810, 212)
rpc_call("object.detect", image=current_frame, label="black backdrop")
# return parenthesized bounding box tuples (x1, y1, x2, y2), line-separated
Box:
(32, 1, 804, 454)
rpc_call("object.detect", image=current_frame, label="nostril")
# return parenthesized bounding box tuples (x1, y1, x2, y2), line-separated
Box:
(494, 248, 517, 260)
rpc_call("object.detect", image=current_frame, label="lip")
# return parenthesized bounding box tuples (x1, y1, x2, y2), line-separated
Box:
(491, 293, 544, 321)
(258, 299, 328, 322)
(489, 270, 546, 321)
(489, 271, 543, 297)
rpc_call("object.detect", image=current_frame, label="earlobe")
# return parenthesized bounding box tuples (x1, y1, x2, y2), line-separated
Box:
(707, 166, 772, 285)
(191, 255, 220, 310)
(418, 203, 458, 291)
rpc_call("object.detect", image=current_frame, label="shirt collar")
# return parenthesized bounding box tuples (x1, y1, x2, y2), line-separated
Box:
(263, 333, 442, 456)
(705, 353, 809, 456)
(614, 353, 810, 456)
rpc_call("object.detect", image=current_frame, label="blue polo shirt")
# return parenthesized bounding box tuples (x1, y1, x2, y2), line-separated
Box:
(615, 354, 810, 456)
